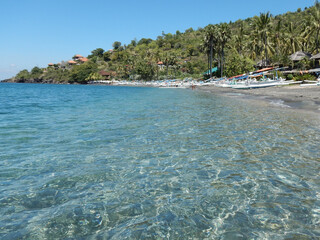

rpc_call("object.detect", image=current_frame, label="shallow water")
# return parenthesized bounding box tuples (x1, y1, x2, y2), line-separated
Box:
(0, 83, 319, 239)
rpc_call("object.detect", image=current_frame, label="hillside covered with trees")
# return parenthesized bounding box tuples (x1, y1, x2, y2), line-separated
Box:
(9, 2, 320, 84)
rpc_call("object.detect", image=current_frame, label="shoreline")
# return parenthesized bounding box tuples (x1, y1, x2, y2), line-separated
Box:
(197, 85, 320, 115)
(2, 81, 320, 114)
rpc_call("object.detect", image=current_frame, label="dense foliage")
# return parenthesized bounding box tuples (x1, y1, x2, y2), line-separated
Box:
(12, 2, 320, 83)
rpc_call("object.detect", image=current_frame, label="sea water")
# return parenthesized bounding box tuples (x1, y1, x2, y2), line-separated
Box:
(0, 83, 319, 239)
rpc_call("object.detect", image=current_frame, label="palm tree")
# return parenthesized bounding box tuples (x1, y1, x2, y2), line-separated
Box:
(234, 22, 246, 55)
(200, 40, 211, 74)
(161, 52, 170, 78)
(272, 19, 283, 56)
(204, 25, 218, 78)
(203, 25, 213, 77)
(168, 52, 178, 78)
(247, 29, 261, 61)
(161, 52, 177, 79)
(309, 2, 320, 52)
(217, 23, 231, 77)
(152, 50, 161, 80)
(300, 17, 313, 52)
(284, 22, 301, 54)
(253, 12, 272, 66)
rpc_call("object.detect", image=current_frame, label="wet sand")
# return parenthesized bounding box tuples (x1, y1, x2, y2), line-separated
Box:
(198, 85, 320, 114)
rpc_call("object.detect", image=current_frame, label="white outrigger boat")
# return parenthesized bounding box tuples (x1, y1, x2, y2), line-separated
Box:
(213, 66, 311, 89)
(300, 80, 320, 87)
(277, 80, 303, 85)
(231, 80, 281, 89)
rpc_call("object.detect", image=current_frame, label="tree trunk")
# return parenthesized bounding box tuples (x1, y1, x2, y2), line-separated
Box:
(210, 39, 213, 78)
(264, 33, 268, 66)
(221, 44, 224, 77)
(315, 30, 319, 52)
(207, 54, 210, 73)
(166, 64, 169, 79)
(156, 66, 159, 80)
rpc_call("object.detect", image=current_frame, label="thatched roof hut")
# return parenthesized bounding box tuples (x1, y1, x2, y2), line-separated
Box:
(254, 59, 271, 68)
(289, 51, 311, 61)
(311, 53, 320, 60)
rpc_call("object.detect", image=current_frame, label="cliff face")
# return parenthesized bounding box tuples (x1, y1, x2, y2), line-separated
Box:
(1, 79, 12, 83)
(1, 78, 41, 83)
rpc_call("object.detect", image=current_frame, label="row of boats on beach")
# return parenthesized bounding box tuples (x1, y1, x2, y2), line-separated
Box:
(206, 66, 320, 89)
(90, 67, 320, 89)
(211, 78, 302, 89)
(91, 77, 320, 89)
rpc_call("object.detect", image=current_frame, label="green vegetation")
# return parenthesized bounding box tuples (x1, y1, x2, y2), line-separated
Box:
(69, 62, 98, 84)
(293, 73, 317, 80)
(12, 2, 320, 83)
(15, 69, 30, 82)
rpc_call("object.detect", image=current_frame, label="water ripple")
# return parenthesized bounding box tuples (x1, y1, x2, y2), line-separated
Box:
(0, 83, 319, 239)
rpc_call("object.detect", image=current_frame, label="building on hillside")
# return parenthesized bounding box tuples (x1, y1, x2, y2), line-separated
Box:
(99, 70, 116, 80)
(73, 54, 83, 60)
(73, 54, 89, 64)
(157, 61, 164, 70)
(79, 57, 88, 63)
(68, 60, 77, 65)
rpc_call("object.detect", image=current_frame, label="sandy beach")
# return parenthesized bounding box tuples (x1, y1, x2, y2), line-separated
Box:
(198, 85, 320, 114)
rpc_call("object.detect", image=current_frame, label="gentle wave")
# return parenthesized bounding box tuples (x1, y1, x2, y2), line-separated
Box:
(0, 83, 319, 239)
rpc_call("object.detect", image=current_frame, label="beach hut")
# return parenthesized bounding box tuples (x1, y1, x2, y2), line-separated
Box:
(311, 53, 320, 67)
(289, 51, 311, 61)
(254, 59, 271, 69)
(311, 53, 320, 60)
(99, 70, 116, 80)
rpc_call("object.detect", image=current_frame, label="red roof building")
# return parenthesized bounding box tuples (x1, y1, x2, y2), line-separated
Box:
(79, 57, 88, 62)
(99, 70, 116, 79)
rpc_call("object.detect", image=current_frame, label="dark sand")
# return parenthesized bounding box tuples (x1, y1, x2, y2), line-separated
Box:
(198, 85, 320, 114)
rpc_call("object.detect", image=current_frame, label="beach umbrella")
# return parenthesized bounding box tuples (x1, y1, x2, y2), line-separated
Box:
(289, 51, 311, 61)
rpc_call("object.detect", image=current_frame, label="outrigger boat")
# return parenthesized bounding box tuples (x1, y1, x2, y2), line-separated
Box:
(232, 80, 281, 89)
(214, 67, 305, 89)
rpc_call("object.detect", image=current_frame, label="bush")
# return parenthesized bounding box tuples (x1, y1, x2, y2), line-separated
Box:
(287, 74, 294, 80)
(293, 74, 316, 81)
(69, 62, 98, 84)
(43, 68, 69, 83)
(224, 49, 255, 77)
(15, 69, 30, 81)
(276, 71, 285, 79)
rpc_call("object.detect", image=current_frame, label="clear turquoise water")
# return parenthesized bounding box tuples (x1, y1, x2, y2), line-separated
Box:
(0, 83, 319, 239)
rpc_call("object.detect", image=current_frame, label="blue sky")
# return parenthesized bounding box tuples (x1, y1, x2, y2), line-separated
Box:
(0, 0, 315, 80)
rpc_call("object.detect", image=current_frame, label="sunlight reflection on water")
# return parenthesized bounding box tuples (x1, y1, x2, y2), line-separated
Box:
(0, 83, 319, 239)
